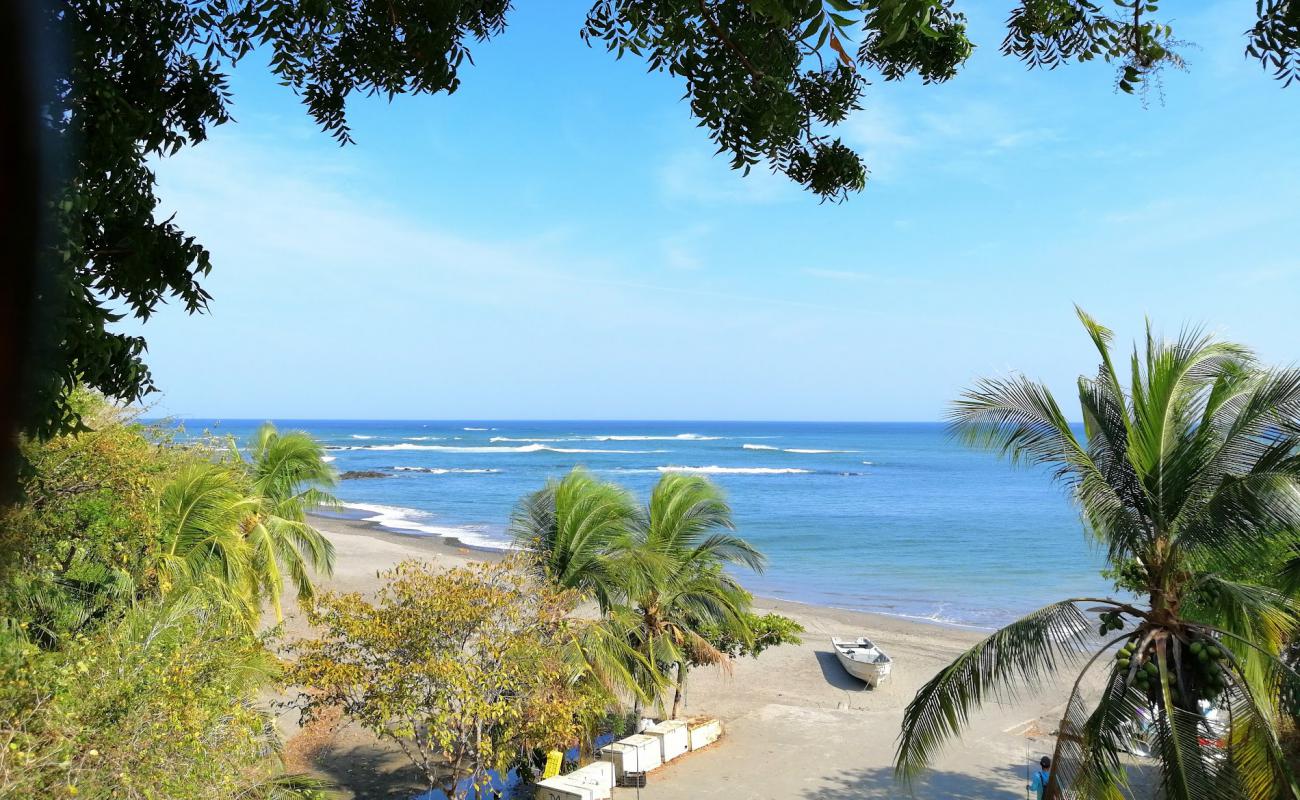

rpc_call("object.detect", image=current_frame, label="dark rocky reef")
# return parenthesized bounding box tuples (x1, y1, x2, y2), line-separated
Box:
(339, 470, 388, 480)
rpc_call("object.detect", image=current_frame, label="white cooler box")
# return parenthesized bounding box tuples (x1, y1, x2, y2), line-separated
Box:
(535, 777, 597, 800)
(567, 761, 614, 798)
(643, 719, 689, 762)
(599, 733, 662, 778)
(687, 717, 723, 751)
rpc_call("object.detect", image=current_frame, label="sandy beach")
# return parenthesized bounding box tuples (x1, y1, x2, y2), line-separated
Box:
(275, 514, 1081, 799)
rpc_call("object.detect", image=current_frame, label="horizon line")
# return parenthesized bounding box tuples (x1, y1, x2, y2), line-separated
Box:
(146, 416, 952, 424)
(142, 416, 1086, 426)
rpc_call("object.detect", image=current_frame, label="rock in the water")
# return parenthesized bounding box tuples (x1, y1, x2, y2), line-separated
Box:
(339, 470, 388, 480)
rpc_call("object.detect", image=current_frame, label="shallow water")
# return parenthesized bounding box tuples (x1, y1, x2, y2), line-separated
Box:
(170, 419, 1112, 628)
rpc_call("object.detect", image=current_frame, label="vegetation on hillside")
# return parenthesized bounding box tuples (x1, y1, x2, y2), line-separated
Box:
(0, 395, 334, 798)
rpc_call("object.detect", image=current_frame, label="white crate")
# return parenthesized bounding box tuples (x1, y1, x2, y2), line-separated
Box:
(599, 733, 662, 778)
(643, 719, 689, 762)
(687, 717, 723, 751)
(535, 776, 598, 800)
(568, 761, 615, 798)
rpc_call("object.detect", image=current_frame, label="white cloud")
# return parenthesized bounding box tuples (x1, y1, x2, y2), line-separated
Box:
(656, 148, 796, 205)
(841, 95, 1061, 179)
(839, 97, 917, 179)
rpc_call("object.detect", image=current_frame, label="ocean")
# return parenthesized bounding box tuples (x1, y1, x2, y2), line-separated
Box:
(172, 419, 1113, 629)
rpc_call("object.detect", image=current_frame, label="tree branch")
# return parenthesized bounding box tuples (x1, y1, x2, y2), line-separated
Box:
(697, 0, 762, 81)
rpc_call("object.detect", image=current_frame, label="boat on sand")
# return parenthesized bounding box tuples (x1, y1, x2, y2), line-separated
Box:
(831, 636, 893, 687)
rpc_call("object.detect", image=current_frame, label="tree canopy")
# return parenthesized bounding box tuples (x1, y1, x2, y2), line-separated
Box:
(30, 0, 1300, 435)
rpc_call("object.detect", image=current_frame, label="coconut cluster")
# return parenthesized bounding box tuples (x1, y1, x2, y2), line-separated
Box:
(1114, 631, 1230, 708)
(1098, 610, 1125, 636)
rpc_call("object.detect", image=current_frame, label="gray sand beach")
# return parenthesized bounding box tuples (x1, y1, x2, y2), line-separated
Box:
(273, 514, 1090, 799)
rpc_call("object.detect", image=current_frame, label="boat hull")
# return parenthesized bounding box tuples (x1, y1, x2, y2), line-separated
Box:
(831, 637, 893, 687)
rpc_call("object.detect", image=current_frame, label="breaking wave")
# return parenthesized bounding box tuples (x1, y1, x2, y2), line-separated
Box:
(330, 442, 665, 454)
(741, 444, 861, 454)
(341, 502, 509, 550)
(490, 433, 721, 443)
(656, 465, 813, 475)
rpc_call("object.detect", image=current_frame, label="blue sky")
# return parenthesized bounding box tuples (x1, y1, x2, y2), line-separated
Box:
(128, 1, 1300, 421)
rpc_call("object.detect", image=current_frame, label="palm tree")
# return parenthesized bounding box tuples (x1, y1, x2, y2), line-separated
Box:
(156, 462, 260, 621)
(509, 467, 639, 611)
(511, 470, 768, 717)
(231, 423, 339, 622)
(895, 309, 1300, 799)
(624, 473, 766, 717)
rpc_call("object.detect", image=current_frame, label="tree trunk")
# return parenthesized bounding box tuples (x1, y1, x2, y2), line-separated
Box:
(671, 661, 687, 719)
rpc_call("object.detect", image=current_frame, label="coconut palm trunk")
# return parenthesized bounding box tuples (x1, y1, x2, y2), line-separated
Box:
(671, 661, 687, 718)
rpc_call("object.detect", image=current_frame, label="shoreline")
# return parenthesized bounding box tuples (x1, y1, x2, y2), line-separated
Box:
(311, 509, 997, 633)
(283, 512, 1079, 799)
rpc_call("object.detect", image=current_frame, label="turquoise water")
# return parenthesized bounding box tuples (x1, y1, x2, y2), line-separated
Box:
(172, 420, 1112, 628)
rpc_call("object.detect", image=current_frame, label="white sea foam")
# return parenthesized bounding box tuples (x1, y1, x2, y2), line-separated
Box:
(490, 433, 720, 442)
(342, 502, 511, 550)
(350, 434, 374, 439)
(656, 465, 812, 475)
(322, 456, 336, 462)
(742, 444, 858, 454)
(393, 467, 500, 474)
(336, 442, 664, 454)
(546, 446, 669, 454)
(463, 427, 495, 431)
(861, 461, 873, 465)
(491, 436, 568, 442)
(596, 433, 720, 441)
(404, 436, 443, 441)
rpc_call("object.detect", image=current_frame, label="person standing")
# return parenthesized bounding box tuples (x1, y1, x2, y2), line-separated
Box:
(1028, 755, 1052, 800)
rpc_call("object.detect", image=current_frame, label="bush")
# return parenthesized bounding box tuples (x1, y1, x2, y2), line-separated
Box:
(0, 594, 321, 799)
(289, 558, 609, 799)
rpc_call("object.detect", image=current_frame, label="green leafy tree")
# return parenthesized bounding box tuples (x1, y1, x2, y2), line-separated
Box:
(1, 393, 182, 647)
(290, 558, 616, 800)
(895, 309, 1300, 800)
(31, 0, 1300, 435)
(0, 592, 324, 799)
(694, 610, 805, 661)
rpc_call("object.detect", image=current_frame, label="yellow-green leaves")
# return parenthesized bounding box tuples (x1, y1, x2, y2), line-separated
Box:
(289, 558, 606, 798)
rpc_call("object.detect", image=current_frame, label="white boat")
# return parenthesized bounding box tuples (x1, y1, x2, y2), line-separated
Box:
(831, 636, 893, 687)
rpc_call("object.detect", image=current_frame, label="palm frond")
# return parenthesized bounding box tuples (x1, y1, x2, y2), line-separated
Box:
(1147, 639, 1229, 800)
(1045, 638, 1143, 800)
(895, 600, 1094, 781)
(508, 469, 638, 608)
(1222, 661, 1300, 800)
